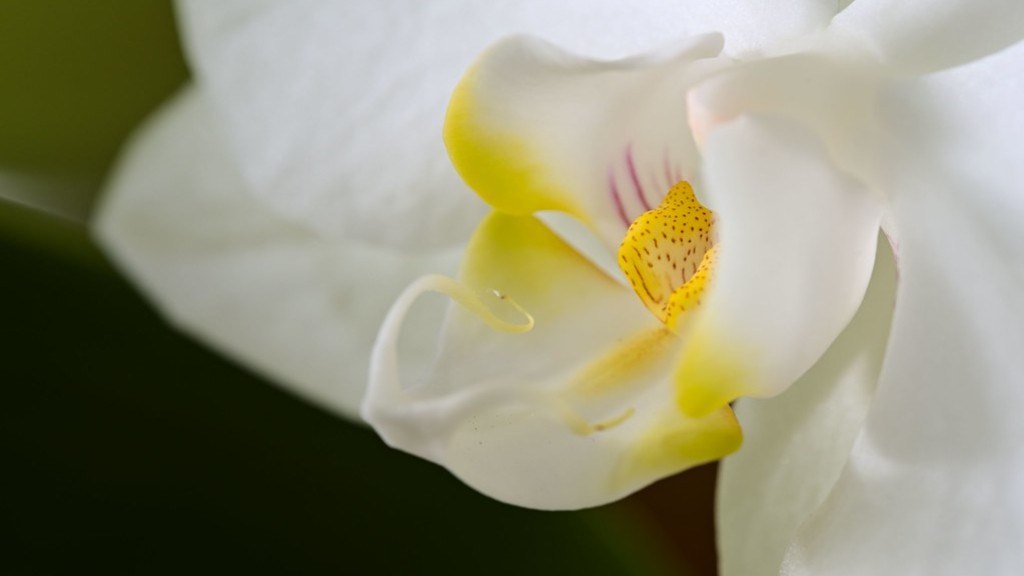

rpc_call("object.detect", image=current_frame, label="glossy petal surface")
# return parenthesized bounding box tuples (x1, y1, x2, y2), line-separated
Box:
(96, 88, 462, 418)
(831, 0, 1024, 74)
(782, 40, 1024, 576)
(685, 50, 882, 179)
(675, 117, 882, 416)
(717, 238, 897, 576)
(677, 0, 839, 56)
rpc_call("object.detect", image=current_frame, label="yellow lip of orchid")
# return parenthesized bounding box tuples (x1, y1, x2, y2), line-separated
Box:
(362, 199, 745, 508)
(618, 180, 718, 332)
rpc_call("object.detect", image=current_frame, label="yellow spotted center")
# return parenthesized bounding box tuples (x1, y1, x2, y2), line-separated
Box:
(617, 181, 717, 331)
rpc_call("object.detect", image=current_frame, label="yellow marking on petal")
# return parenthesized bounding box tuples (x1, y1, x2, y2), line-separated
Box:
(544, 329, 674, 437)
(566, 327, 677, 398)
(614, 404, 742, 490)
(618, 181, 716, 331)
(551, 401, 599, 437)
(674, 330, 758, 418)
(412, 275, 535, 334)
(548, 401, 635, 437)
(460, 211, 621, 314)
(592, 408, 636, 432)
(664, 246, 717, 331)
(444, 55, 584, 219)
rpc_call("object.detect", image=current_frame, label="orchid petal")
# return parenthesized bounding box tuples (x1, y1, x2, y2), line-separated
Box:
(830, 0, 1024, 74)
(95, 87, 462, 418)
(445, 33, 727, 249)
(363, 212, 741, 509)
(675, 116, 882, 417)
(717, 238, 897, 576)
(669, 0, 840, 57)
(781, 40, 1024, 576)
(684, 50, 882, 179)
(177, 0, 752, 250)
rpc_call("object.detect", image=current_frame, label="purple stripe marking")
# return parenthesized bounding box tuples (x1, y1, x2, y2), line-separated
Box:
(608, 170, 630, 227)
(625, 144, 653, 212)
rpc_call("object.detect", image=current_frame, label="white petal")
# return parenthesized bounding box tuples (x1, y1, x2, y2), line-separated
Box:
(674, 116, 882, 416)
(830, 0, 1024, 73)
(717, 238, 897, 576)
(445, 33, 727, 249)
(684, 49, 884, 180)
(177, 0, 766, 250)
(781, 40, 1024, 576)
(94, 87, 462, 418)
(363, 212, 741, 510)
(671, 0, 839, 57)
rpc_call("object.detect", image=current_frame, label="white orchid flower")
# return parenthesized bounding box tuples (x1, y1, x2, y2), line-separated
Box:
(96, 1, 1024, 575)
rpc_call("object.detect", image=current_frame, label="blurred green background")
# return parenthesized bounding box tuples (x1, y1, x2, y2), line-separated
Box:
(0, 2, 718, 574)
